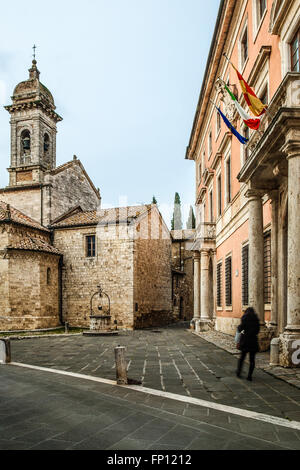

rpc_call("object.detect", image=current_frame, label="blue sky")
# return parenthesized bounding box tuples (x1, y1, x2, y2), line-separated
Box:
(0, 0, 220, 227)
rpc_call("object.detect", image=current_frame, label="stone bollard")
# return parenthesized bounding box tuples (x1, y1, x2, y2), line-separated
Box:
(114, 346, 128, 385)
(65, 322, 69, 334)
(270, 337, 280, 366)
(0, 339, 11, 364)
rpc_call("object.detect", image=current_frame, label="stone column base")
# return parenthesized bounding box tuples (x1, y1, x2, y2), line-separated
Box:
(278, 332, 300, 368)
(197, 319, 215, 332)
(258, 326, 275, 352)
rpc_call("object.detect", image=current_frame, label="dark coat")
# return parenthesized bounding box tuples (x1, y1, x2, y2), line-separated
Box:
(238, 311, 260, 352)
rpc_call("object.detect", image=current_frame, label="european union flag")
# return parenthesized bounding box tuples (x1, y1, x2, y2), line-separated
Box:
(217, 107, 249, 145)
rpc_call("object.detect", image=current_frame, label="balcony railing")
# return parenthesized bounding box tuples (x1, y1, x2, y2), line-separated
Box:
(244, 72, 300, 157)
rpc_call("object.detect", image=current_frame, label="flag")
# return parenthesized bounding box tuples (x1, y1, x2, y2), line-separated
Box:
(216, 106, 248, 144)
(232, 64, 266, 116)
(223, 83, 261, 130)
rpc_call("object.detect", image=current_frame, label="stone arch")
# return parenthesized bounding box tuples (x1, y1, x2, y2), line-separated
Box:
(20, 129, 31, 165)
(43, 132, 51, 168)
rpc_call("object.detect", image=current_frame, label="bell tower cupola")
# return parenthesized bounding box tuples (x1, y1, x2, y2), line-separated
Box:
(4, 56, 62, 187)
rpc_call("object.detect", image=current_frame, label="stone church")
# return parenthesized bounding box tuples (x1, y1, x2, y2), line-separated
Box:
(0, 59, 174, 331)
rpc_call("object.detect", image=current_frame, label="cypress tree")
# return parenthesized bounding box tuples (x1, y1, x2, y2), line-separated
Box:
(186, 206, 196, 229)
(171, 192, 183, 230)
(152, 196, 157, 204)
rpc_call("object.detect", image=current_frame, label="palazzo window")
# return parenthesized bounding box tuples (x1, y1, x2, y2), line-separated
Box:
(240, 25, 248, 68)
(217, 174, 222, 217)
(256, 0, 266, 27)
(217, 262, 222, 308)
(263, 231, 271, 304)
(242, 244, 249, 306)
(208, 131, 212, 159)
(243, 127, 250, 163)
(86, 235, 96, 258)
(209, 190, 213, 223)
(291, 27, 300, 72)
(226, 156, 231, 204)
(225, 256, 232, 307)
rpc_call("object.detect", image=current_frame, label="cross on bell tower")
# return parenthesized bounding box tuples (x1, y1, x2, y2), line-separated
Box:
(4, 52, 63, 187)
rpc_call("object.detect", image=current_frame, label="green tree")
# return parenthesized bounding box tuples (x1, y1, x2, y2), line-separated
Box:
(186, 206, 196, 229)
(171, 192, 183, 230)
(152, 196, 157, 204)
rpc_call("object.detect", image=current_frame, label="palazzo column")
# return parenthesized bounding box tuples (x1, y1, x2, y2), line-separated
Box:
(193, 252, 200, 323)
(200, 250, 211, 321)
(246, 189, 265, 324)
(269, 191, 279, 328)
(279, 136, 300, 366)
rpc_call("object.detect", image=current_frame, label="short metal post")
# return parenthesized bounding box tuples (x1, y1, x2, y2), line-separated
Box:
(114, 346, 128, 385)
(0, 339, 11, 364)
(65, 322, 69, 334)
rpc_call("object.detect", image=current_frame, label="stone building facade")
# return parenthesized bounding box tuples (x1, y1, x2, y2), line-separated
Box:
(0, 59, 173, 332)
(186, 0, 300, 366)
(171, 229, 195, 322)
(52, 205, 172, 330)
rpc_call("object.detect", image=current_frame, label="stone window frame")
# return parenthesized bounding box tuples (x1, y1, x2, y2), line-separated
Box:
(215, 101, 221, 140)
(18, 126, 32, 166)
(241, 241, 249, 308)
(252, 0, 267, 43)
(225, 253, 232, 310)
(216, 166, 222, 219)
(280, 12, 300, 77)
(239, 17, 249, 73)
(85, 233, 96, 258)
(207, 130, 212, 160)
(208, 181, 214, 223)
(291, 25, 300, 72)
(216, 260, 223, 310)
(224, 151, 232, 207)
(47, 267, 51, 285)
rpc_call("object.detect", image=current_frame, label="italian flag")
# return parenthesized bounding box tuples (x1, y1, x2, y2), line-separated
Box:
(224, 83, 262, 131)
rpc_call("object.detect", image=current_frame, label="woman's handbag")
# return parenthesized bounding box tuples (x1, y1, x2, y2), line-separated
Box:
(235, 328, 244, 350)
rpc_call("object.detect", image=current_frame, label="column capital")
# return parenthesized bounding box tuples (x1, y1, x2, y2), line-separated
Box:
(281, 138, 300, 160)
(245, 189, 265, 200)
(193, 252, 200, 260)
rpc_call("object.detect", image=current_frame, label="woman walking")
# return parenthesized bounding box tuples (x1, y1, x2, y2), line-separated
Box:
(236, 307, 260, 381)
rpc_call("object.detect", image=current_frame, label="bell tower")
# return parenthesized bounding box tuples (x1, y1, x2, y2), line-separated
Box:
(4, 58, 62, 187)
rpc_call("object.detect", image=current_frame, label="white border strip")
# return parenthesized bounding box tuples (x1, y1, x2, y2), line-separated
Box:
(9, 362, 300, 431)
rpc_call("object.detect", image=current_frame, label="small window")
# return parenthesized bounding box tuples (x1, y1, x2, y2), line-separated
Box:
(241, 26, 248, 67)
(209, 190, 213, 223)
(208, 131, 212, 158)
(243, 127, 250, 162)
(216, 105, 221, 134)
(217, 175, 222, 216)
(47, 268, 51, 285)
(225, 256, 232, 306)
(198, 163, 202, 184)
(86, 235, 96, 257)
(242, 244, 249, 305)
(257, 0, 266, 25)
(264, 231, 271, 304)
(291, 27, 300, 72)
(226, 157, 231, 204)
(217, 262, 222, 307)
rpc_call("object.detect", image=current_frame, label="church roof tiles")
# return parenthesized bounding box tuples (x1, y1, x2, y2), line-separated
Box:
(6, 236, 61, 256)
(52, 205, 152, 228)
(0, 201, 49, 232)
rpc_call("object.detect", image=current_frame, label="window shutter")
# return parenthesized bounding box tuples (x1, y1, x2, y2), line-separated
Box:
(242, 244, 249, 305)
(225, 256, 232, 306)
(264, 232, 271, 304)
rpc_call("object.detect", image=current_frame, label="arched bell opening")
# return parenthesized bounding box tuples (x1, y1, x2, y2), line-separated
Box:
(43, 133, 51, 168)
(20, 130, 31, 165)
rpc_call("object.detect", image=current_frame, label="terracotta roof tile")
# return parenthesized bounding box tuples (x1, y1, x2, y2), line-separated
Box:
(0, 201, 48, 232)
(7, 236, 61, 255)
(52, 205, 151, 228)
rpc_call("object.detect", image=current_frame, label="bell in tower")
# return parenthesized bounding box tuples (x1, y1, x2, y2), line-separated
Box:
(4, 55, 63, 187)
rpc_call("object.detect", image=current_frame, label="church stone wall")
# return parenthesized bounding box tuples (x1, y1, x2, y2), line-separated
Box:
(0, 188, 42, 224)
(0, 223, 60, 331)
(48, 162, 100, 224)
(53, 225, 135, 329)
